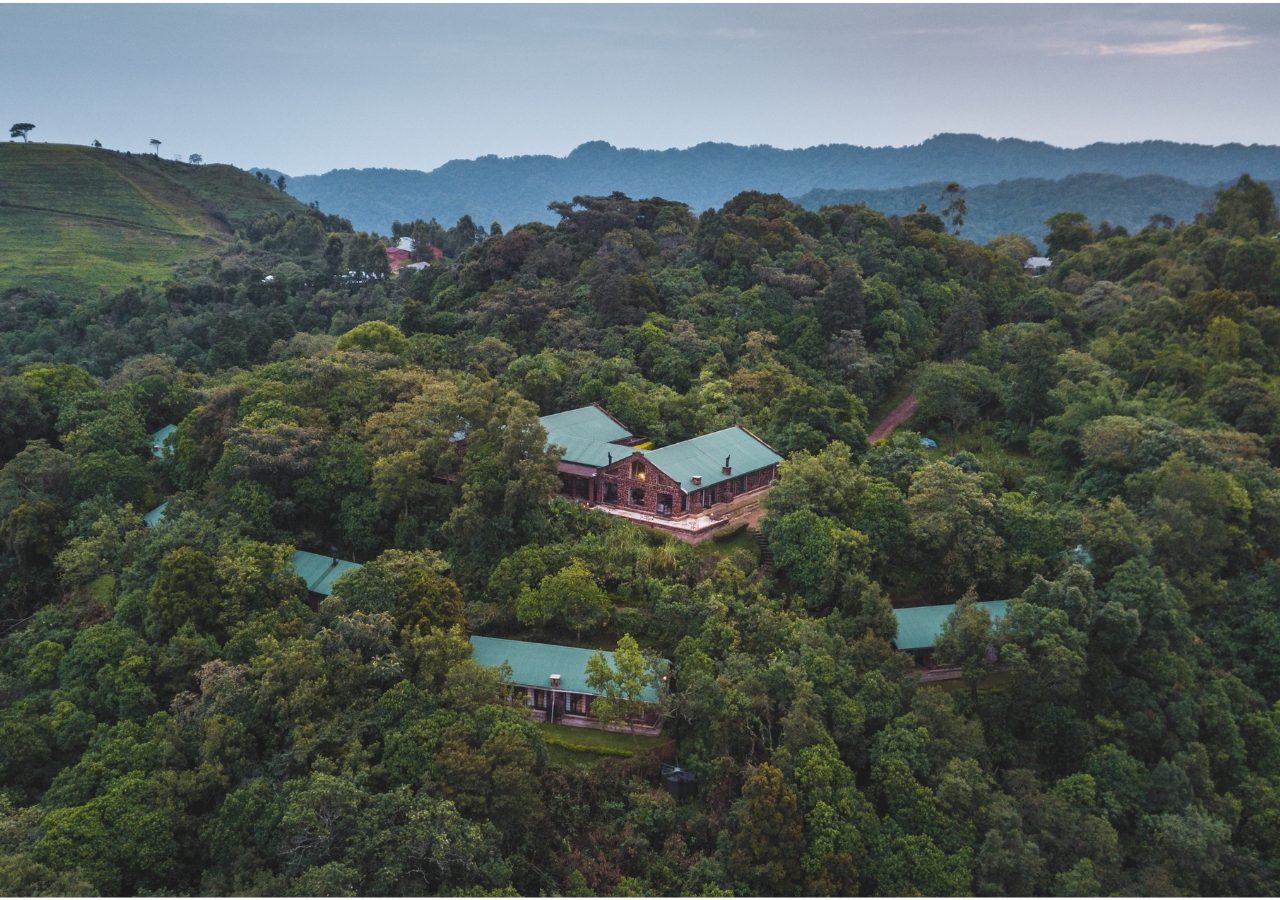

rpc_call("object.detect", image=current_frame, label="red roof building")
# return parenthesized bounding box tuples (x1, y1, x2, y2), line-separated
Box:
(385, 246, 412, 273)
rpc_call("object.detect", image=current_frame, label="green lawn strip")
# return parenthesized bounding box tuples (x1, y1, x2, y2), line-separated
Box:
(929, 669, 1014, 696)
(692, 523, 758, 559)
(545, 743, 605, 769)
(537, 721, 669, 764)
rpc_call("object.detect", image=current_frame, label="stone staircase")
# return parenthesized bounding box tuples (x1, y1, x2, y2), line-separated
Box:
(752, 528, 774, 575)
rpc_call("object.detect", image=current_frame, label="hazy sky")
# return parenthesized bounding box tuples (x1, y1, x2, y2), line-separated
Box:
(4, 4, 1278, 175)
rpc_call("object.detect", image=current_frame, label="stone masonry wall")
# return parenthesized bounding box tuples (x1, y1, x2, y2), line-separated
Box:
(597, 452, 683, 516)
(597, 453, 778, 518)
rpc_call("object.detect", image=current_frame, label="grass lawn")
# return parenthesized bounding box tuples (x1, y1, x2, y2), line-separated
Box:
(538, 721, 670, 769)
(692, 524, 757, 559)
(929, 669, 1015, 696)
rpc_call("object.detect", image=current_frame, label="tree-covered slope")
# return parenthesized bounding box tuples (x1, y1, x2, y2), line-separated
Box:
(1, 176, 1279, 896)
(280, 133, 1280, 233)
(0, 143, 309, 292)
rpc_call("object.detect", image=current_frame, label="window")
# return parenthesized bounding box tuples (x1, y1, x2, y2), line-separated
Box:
(604, 482, 618, 504)
(630, 487, 646, 506)
(680, 493, 688, 513)
(631, 459, 646, 480)
(657, 493, 673, 516)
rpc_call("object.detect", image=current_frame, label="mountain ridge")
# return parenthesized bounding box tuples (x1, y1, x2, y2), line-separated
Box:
(275, 133, 1280, 234)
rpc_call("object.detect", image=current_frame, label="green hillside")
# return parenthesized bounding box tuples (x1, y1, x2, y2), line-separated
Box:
(0, 142, 308, 293)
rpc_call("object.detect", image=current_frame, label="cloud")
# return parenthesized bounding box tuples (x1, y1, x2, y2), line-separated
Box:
(1089, 22, 1256, 56)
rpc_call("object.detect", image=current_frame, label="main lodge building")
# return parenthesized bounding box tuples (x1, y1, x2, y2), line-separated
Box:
(540, 405, 782, 521)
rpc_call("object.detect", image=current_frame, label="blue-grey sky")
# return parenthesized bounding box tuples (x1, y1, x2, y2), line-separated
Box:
(4, 4, 1278, 175)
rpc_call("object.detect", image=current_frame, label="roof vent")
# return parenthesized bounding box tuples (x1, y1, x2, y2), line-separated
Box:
(549, 674, 561, 687)
(691, 475, 702, 486)
(721, 454, 732, 475)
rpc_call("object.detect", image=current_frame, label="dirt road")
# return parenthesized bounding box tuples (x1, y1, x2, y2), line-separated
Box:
(867, 393, 918, 443)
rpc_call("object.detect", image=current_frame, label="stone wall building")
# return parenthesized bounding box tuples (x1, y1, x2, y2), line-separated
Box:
(540, 405, 782, 520)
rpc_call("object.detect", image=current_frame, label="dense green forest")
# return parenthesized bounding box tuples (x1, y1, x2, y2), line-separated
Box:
(278, 133, 1280, 233)
(2, 164, 1280, 896)
(797, 173, 1280, 244)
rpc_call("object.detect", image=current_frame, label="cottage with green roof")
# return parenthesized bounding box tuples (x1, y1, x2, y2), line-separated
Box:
(893, 600, 1009, 663)
(539, 404, 782, 521)
(470, 635, 666, 731)
(539, 403, 641, 500)
(143, 501, 168, 527)
(291, 550, 362, 597)
(150, 424, 177, 459)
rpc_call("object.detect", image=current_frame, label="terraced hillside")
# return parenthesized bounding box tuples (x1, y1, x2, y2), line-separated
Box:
(0, 143, 308, 293)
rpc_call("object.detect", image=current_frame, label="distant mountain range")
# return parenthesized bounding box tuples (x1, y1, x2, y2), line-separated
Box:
(272, 134, 1280, 239)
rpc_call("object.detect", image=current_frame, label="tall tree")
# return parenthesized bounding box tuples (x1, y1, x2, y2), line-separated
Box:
(941, 181, 967, 235)
(726, 763, 806, 894)
(515, 558, 611, 639)
(1043, 211, 1095, 256)
(934, 590, 1000, 700)
(585, 634, 662, 735)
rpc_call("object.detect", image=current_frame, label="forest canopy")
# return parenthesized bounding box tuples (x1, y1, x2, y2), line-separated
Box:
(1, 174, 1280, 896)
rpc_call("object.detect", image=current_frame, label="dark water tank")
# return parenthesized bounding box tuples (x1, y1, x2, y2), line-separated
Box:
(660, 763, 696, 801)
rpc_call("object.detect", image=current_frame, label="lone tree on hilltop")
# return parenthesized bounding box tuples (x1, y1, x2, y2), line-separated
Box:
(188, 153, 202, 165)
(9, 123, 34, 142)
(275, 174, 287, 192)
(149, 138, 161, 155)
(92, 139, 102, 148)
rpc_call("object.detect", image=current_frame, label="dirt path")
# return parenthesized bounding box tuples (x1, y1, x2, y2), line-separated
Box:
(0, 200, 212, 239)
(867, 393, 918, 443)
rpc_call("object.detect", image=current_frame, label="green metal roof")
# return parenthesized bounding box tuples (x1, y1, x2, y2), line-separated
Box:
(894, 600, 1009, 651)
(470, 635, 660, 702)
(546, 432, 631, 468)
(540, 404, 635, 468)
(150, 424, 177, 459)
(291, 550, 362, 597)
(539, 405, 632, 444)
(641, 426, 782, 493)
(143, 501, 168, 527)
